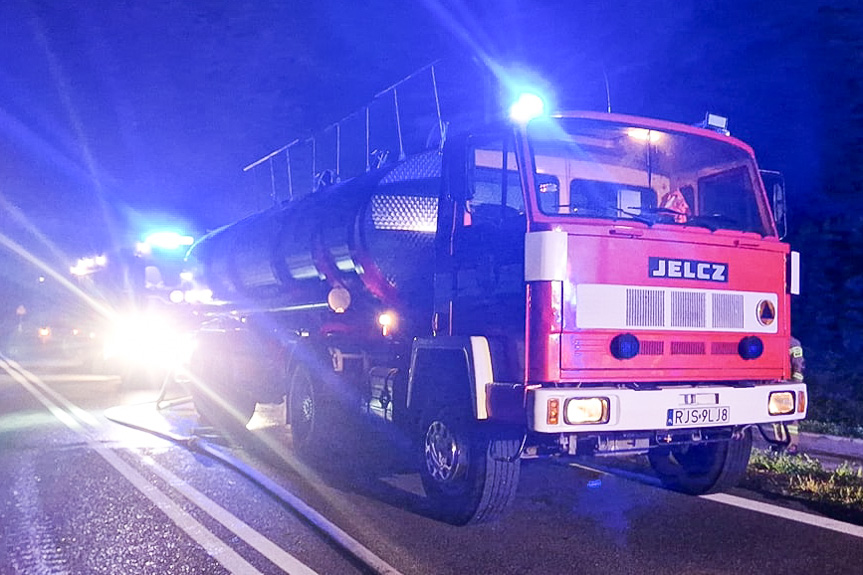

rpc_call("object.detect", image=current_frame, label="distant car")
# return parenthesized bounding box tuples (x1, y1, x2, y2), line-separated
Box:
(2, 313, 103, 370)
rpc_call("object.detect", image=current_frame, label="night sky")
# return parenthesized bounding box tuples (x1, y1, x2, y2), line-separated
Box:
(0, 1, 857, 268)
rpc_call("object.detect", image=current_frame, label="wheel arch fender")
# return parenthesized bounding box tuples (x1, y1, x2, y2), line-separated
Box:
(407, 336, 496, 421)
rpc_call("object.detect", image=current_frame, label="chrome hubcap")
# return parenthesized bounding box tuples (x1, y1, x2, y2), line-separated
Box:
(425, 420, 467, 483)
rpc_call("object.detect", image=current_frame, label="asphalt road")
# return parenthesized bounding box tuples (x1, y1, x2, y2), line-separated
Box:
(2, 360, 863, 574)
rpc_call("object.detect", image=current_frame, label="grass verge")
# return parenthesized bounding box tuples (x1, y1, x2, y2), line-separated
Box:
(742, 448, 863, 524)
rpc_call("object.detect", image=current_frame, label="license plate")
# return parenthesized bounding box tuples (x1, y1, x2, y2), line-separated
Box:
(666, 406, 730, 427)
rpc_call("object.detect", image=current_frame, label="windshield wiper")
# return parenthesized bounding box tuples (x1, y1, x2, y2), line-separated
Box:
(562, 205, 654, 227)
(609, 207, 654, 227)
(636, 206, 688, 220)
(635, 207, 740, 232)
(685, 213, 740, 232)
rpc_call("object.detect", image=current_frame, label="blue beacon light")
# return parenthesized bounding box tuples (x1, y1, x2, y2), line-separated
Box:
(509, 92, 546, 124)
(143, 231, 195, 251)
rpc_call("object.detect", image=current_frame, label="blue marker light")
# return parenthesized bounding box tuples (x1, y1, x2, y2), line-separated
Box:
(509, 92, 546, 123)
(144, 231, 195, 251)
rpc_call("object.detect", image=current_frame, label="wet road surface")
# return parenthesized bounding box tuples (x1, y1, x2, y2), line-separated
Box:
(2, 358, 863, 574)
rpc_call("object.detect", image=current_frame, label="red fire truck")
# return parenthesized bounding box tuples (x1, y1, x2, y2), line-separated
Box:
(186, 75, 805, 524)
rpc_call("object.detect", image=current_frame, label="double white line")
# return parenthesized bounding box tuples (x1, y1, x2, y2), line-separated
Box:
(1, 357, 319, 575)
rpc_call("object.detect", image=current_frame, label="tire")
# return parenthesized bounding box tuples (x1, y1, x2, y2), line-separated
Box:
(648, 428, 752, 495)
(419, 406, 521, 525)
(189, 351, 256, 432)
(288, 361, 337, 456)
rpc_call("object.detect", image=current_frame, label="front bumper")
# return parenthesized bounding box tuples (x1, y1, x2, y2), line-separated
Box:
(527, 382, 807, 433)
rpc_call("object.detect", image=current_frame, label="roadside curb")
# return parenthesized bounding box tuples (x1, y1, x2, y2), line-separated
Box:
(798, 431, 863, 462)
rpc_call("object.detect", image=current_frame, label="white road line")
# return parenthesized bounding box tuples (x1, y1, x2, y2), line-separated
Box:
(139, 454, 318, 575)
(701, 493, 863, 539)
(6, 359, 101, 427)
(568, 460, 863, 539)
(3, 361, 266, 574)
(2, 359, 320, 575)
(94, 445, 268, 575)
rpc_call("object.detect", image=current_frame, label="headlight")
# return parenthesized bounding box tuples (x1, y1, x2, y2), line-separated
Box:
(768, 391, 796, 415)
(103, 312, 194, 368)
(564, 397, 610, 424)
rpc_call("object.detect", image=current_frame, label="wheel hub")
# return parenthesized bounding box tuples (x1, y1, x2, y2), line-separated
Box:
(425, 420, 467, 483)
(300, 395, 314, 423)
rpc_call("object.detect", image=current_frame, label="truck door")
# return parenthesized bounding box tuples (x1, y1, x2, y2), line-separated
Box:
(439, 132, 527, 339)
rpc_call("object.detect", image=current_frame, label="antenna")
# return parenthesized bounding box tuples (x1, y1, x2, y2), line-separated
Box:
(602, 66, 612, 113)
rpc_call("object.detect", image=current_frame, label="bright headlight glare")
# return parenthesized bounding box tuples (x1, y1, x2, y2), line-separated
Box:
(768, 391, 796, 415)
(564, 397, 609, 424)
(103, 312, 192, 368)
(626, 127, 663, 143)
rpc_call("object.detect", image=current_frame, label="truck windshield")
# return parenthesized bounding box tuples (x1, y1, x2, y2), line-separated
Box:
(527, 117, 773, 236)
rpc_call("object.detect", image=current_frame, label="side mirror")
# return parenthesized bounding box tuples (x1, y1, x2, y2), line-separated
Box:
(760, 170, 787, 239)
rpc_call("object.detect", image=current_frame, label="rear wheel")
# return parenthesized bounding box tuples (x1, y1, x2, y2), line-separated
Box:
(648, 428, 752, 494)
(288, 361, 342, 456)
(189, 351, 256, 432)
(419, 406, 521, 525)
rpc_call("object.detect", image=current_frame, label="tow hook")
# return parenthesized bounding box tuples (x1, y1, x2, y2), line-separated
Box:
(732, 425, 751, 441)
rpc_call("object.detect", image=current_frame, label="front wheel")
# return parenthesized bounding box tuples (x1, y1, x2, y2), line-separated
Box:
(419, 406, 521, 525)
(648, 428, 752, 494)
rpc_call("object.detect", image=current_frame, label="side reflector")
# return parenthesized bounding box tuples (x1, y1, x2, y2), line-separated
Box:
(768, 391, 796, 415)
(547, 398, 560, 425)
(790, 251, 801, 295)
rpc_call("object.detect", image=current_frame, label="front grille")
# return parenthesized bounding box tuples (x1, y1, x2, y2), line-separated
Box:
(712, 293, 744, 328)
(626, 288, 665, 327)
(577, 283, 776, 335)
(639, 341, 665, 355)
(670, 291, 706, 328)
(711, 341, 739, 355)
(623, 289, 743, 330)
(670, 341, 706, 355)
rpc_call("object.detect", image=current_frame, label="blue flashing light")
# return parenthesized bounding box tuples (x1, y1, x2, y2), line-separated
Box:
(738, 336, 764, 360)
(144, 231, 195, 251)
(610, 333, 640, 360)
(509, 92, 546, 124)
